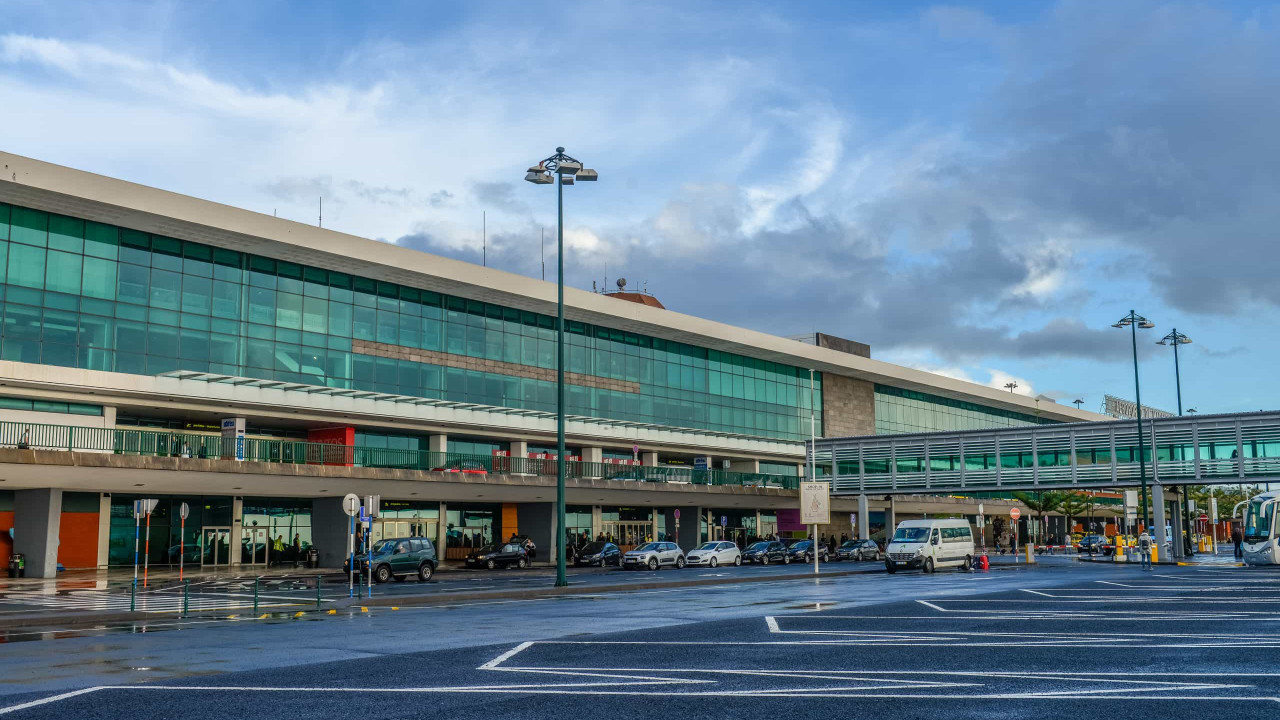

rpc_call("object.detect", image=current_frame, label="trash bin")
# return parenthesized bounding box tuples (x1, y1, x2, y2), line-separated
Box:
(7, 553, 24, 579)
(306, 547, 319, 569)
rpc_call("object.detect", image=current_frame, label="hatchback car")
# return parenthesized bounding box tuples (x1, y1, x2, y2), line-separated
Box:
(742, 540, 789, 565)
(623, 541, 685, 570)
(344, 537, 437, 583)
(574, 541, 622, 567)
(685, 541, 742, 568)
(465, 542, 530, 569)
(836, 539, 882, 562)
(1076, 534, 1111, 555)
(785, 540, 829, 563)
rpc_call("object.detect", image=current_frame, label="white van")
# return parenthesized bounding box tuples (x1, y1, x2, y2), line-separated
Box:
(885, 518, 975, 574)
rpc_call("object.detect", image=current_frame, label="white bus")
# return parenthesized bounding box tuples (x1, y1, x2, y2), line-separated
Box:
(885, 518, 975, 574)
(1241, 490, 1279, 566)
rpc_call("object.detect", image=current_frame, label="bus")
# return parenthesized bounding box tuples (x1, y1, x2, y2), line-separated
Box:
(1241, 490, 1279, 566)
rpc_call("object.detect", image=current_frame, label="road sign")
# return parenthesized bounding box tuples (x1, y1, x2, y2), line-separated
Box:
(342, 493, 361, 517)
(674, 509, 681, 520)
(1009, 507, 1022, 521)
(800, 482, 831, 524)
(720, 515, 727, 527)
(1199, 513, 1209, 522)
(133, 498, 159, 518)
(178, 502, 189, 520)
(364, 494, 381, 518)
(978, 503, 984, 515)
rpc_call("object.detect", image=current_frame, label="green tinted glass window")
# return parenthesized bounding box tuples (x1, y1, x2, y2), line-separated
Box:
(10, 206, 47, 246)
(45, 251, 82, 295)
(8, 244, 46, 288)
(84, 221, 118, 259)
(82, 257, 117, 300)
(48, 215, 84, 253)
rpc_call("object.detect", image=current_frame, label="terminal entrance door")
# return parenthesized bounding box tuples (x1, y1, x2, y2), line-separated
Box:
(242, 527, 269, 566)
(201, 527, 232, 567)
(376, 519, 438, 544)
(602, 521, 651, 552)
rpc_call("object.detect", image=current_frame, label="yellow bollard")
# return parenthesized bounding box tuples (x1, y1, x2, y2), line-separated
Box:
(1150, 544, 1158, 564)
(1025, 543, 1035, 564)
(1114, 537, 1126, 563)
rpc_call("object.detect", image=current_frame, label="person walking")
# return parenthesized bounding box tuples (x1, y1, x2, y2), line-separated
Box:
(1137, 529, 1153, 571)
(1232, 526, 1244, 559)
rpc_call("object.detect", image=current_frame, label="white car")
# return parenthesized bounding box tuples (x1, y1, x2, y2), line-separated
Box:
(622, 541, 686, 570)
(685, 541, 742, 568)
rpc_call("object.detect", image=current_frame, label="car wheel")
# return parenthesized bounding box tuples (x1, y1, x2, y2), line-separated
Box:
(709, 557, 718, 568)
(734, 555, 742, 566)
(598, 558, 605, 568)
(648, 558, 659, 571)
(374, 565, 392, 584)
(963, 555, 974, 572)
(885, 561, 897, 574)
(924, 557, 935, 574)
(676, 557, 686, 569)
(784, 554, 791, 565)
(417, 563, 434, 582)
(518, 557, 528, 569)
(761, 556, 769, 565)
(486, 559, 496, 570)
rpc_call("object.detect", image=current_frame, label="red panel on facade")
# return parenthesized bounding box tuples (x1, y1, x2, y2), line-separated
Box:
(0, 511, 12, 561)
(57, 511, 99, 569)
(308, 426, 355, 466)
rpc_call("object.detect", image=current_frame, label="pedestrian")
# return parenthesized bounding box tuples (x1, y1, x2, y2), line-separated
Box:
(293, 533, 302, 556)
(181, 441, 192, 458)
(1232, 526, 1244, 559)
(17, 427, 29, 449)
(524, 537, 536, 562)
(1137, 529, 1153, 570)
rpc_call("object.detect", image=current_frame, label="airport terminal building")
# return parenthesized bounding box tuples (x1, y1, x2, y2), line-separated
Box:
(0, 152, 1107, 576)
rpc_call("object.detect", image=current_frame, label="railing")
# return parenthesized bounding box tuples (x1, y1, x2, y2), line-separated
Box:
(0, 420, 799, 490)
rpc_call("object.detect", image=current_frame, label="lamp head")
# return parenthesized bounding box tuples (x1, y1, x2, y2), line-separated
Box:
(525, 171, 553, 185)
(575, 168, 598, 181)
(1138, 321, 1155, 329)
(556, 159, 582, 174)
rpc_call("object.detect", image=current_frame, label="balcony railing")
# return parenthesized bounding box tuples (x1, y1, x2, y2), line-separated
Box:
(0, 420, 799, 491)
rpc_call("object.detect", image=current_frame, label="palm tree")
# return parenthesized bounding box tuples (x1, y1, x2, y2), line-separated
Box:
(1013, 491, 1067, 546)
(1059, 492, 1096, 539)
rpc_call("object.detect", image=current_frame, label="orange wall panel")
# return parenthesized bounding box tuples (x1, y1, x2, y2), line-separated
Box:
(0, 511, 12, 561)
(57, 511, 99, 569)
(502, 503, 518, 539)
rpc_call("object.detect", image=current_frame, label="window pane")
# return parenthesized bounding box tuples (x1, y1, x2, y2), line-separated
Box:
(212, 280, 240, 319)
(117, 263, 149, 304)
(10, 206, 47, 246)
(248, 287, 275, 325)
(45, 250, 82, 295)
(149, 269, 181, 310)
(276, 292, 302, 329)
(8, 244, 46, 288)
(148, 325, 178, 357)
(328, 302, 352, 337)
(48, 215, 84, 253)
(84, 221, 119, 259)
(82, 257, 118, 300)
(303, 295, 327, 333)
(181, 275, 212, 314)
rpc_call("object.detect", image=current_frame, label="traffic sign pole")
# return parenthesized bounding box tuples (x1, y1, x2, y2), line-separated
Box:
(1009, 507, 1022, 562)
(143, 505, 152, 587)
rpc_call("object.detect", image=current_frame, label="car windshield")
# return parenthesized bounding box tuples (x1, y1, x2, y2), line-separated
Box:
(475, 545, 497, 554)
(746, 542, 769, 551)
(634, 542, 660, 552)
(1244, 499, 1276, 542)
(840, 541, 858, 549)
(792, 541, 811, 551)
(893, 527, 931, 542)
(372, 539, 399, 554)
(581, 541, 606, 553)
(697, 542, 719, 550)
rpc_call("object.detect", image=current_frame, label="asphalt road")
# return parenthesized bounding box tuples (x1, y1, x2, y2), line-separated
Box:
(2, 560, 1278, 718)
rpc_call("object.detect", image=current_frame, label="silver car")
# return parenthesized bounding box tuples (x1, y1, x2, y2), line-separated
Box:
(685, 541, 742, 568)
(623, 541, 685, 570)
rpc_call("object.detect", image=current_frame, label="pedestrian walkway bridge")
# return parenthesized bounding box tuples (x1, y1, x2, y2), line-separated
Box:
(813, 411, 1280, 496)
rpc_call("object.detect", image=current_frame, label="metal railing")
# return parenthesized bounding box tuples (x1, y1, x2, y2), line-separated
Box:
(0, 420, 798, 490)
(813, 410, 1280, 495)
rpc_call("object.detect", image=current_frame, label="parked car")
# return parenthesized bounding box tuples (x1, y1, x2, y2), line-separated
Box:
(785, 539, 829, 563)
(344, 537, 437, 583)
(574, 541, 622, 567)
(742, 540, 789, 565)
(465, 542, 529, 569)
(685, 541, 742, 568)
(885, 518, 975, 574)
(836, 539, 881, 562)
(1075, 534, 1111, 555)
(431, 459, 488, 474)
(623, 541, 685, 570)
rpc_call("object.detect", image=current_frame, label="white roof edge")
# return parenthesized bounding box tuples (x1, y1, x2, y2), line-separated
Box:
(0, 151, 1109, 425)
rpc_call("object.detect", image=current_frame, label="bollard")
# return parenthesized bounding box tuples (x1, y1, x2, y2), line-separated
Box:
(130, 578, 137, 612)
(1025, 542, 1035, 564)
(1114, 538, 1126, 563)
(253, 577, 259, 614)
(1150, 545, 1158, 564)
(183, 579, 190, 617)
(316, 576, 322, 610)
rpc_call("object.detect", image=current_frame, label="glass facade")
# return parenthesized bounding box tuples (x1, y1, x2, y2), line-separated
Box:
(0, 202, 820, 441)
(874, 385, 1055, 435)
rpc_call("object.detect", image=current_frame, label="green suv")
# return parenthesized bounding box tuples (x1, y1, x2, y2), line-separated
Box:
(349, 537, 438, 583)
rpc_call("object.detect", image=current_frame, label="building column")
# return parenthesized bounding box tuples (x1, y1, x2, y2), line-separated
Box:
(650, 508, 659, 543)
(516, 503, 554, 565)
(97, 493, 112, 569)
(1170, 488, 1186, 560)
(592, 506, 603, 540)
(857, 494, 870, 540)
(509, 440, 528, 457)
(230, 496, 244, 567)
(582, 447, 603, 464)
(641, 451, 658, 467)
(312, 497, 349, 569)
(429, 434, 447, 454)
(886, 496, 897, 535)
(436, 502, 449, 562)
(728, 459, 760, 473)
(1152, 484, 1167, 560)
(755, 510, 763, 540)
(14, 489, 62, 578)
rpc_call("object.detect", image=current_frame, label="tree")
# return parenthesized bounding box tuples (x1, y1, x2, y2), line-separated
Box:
(1059, 492, 1097, 538)
(1012, 491, 1067, 546)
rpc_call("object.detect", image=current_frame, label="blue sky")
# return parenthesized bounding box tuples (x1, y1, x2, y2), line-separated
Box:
(2, 0, 1278, 414)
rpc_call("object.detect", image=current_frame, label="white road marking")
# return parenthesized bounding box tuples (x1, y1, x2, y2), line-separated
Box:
(0, 687, 103, 715)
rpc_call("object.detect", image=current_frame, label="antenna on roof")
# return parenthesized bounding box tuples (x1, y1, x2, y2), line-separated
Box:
(541, 227, 545, 282)
(482, 211, 487, 267)
(318, 196, 322, 228)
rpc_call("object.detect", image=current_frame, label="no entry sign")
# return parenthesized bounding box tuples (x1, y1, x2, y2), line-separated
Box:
(1009, 507, 1022, 521)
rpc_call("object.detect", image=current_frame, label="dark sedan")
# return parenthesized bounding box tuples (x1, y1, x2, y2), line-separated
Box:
(1075, 534, 1113, 556)
(785, 540, 829, 563)
(574, 541, 622, 567)
(742, 540, 789, 565)
(835, 539, 882, 561)
(464, 542, 529, 569)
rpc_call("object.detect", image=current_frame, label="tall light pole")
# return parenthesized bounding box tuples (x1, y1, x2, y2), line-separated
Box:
(1156, 329, 1192, 416)
(525, 148, 597, 588)
(1072, 398, 1084, 410)
(1004, 381, 1018, 393)
(1113, 311, 1155, 530)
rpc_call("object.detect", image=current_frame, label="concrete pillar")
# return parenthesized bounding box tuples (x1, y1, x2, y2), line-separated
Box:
(728, 459, 760, 473)
(887, 496, 897, 535)
(429, 434, 447, 454)
(755, 510, 762, 540)
(1170, 489, 1186, 560)
(312, 497, 349, 569)
(650, 508, 658, 543)
(230, 496, 244, 567)
(666, 507, 701, 549)
(103, 405, 118, 427)
(591, 505, 603, 539)
(641, 451, 658, 467)
(96, 493, 112, 569)
(857, 494, 870, 540)
(14, 489, 63, 578)
(516, 503, 554, 565)
(509, 440, 528, 457)
(1153, 484, 1167, 560)
(705, 508, 713, 543)
(582, 447, 603, 464)
(436, 502, 449, 562)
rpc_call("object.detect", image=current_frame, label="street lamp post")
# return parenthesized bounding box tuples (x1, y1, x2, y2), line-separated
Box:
(1112, 311, 1155, 530)
(525, 148, 597, 588)
(1156, 329, 1192, 416)
(1004, 382, 1018, 393)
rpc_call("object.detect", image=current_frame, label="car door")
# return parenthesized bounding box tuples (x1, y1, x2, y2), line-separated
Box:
(664, 542, 680, 565)
(390, 540, 413, 573)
